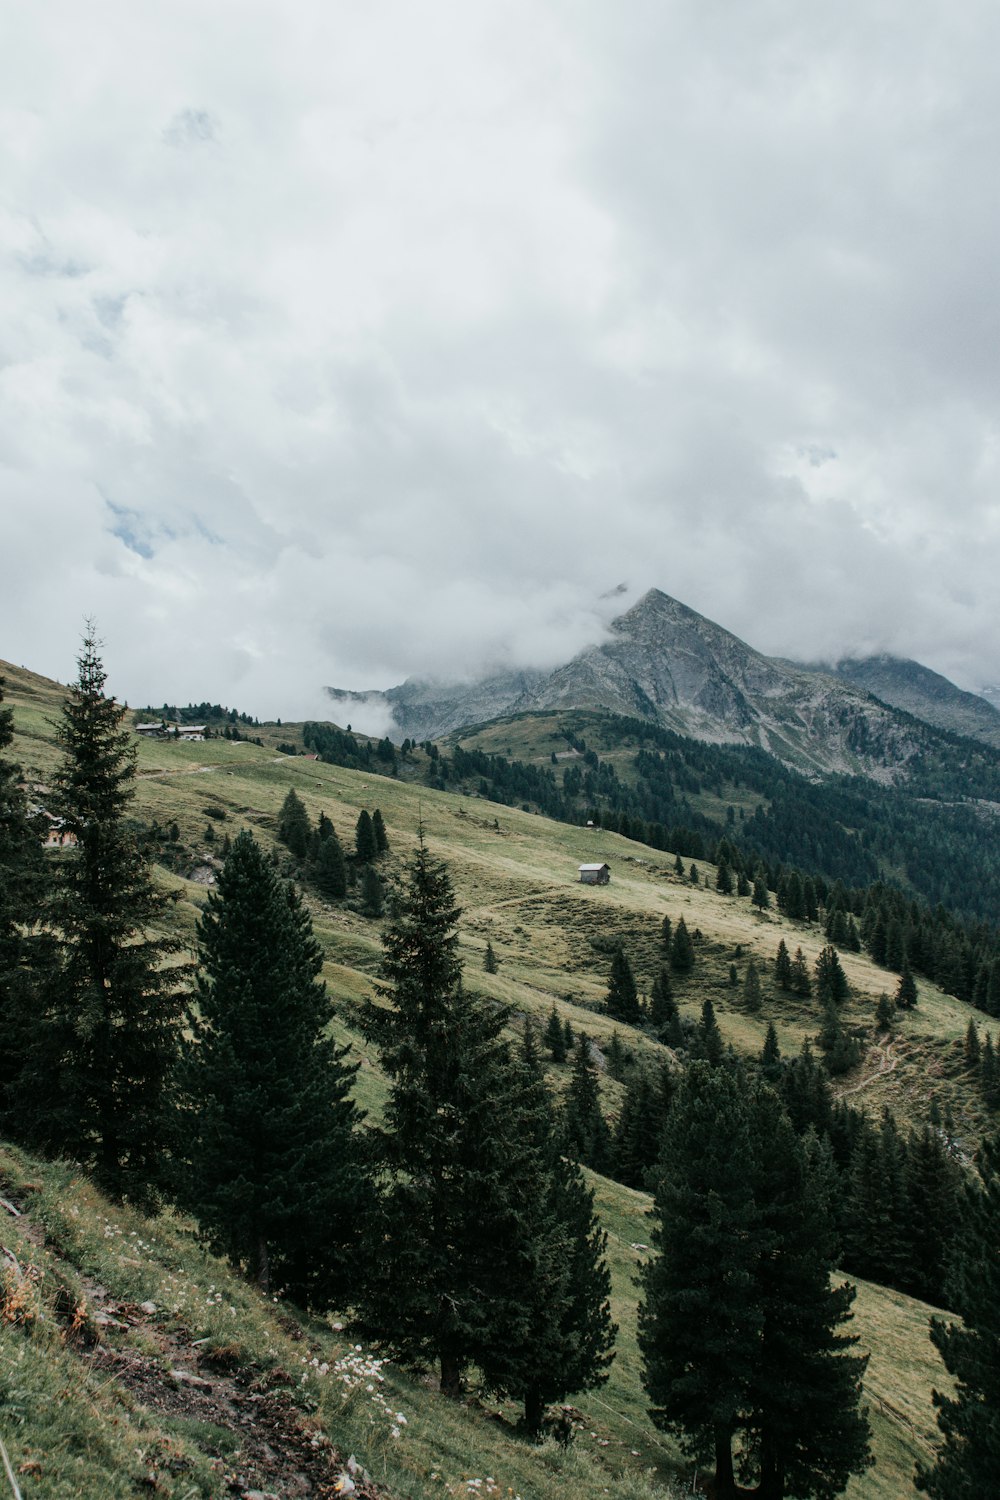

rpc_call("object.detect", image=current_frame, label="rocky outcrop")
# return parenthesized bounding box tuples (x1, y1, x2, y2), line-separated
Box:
(825, 655, 1000, 749)
(325, 590, 946, 778)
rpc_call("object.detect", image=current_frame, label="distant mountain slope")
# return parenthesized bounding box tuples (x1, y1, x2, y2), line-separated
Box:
(328, 589, 934, 779)
(825, 654, 1000, 750)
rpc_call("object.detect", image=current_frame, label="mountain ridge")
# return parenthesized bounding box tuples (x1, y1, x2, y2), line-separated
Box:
(328, 588, 984, 779)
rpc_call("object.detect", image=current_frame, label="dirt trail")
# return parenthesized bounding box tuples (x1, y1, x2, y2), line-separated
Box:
(834, 1036, 897, 1100)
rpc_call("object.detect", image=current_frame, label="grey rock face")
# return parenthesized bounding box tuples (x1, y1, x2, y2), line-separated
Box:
(324, 589, 949, 778)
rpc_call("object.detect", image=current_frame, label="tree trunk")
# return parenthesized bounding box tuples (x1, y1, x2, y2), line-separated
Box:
(713, 1423, 737, 1499)
(254, 1232, 270, 1294)
(440, 1353, 462, 1398)
(524, 1384, 545, 1436)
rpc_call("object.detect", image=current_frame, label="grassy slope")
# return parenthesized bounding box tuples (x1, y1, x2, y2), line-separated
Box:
(0, 659, 973, 1496)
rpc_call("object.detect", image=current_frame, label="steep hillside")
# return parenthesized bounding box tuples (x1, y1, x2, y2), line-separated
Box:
(825, 654, 1000, 749)
(327, 589, 941, 780)
(2, 657, 989, 1497)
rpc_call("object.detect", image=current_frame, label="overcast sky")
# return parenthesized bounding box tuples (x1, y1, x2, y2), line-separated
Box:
(3, 1, 999, 718)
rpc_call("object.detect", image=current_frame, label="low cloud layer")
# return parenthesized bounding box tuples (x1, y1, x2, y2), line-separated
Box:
(3, 1, 999, 717)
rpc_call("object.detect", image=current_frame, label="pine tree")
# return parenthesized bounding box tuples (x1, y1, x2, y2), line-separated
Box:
(896, 964, 918, 1010)
(483, 940, 498, 974)
(35, 630, 186, 1201)
(875, 993, 895, 1031)
(361, 834, 537, 1396)
(544, 1004, 567, 1063)
(314, 831, 347, 900)
(790, 946, 812, 997)
(614, 1069, 670, 1189)
(180, 833, 367, 1304)
(0, 678, 51, 1133)
(753, 877, 770, 912)
(670, 915, 695, 974)
(760, 1022, 783, 1083)
(371, 807, 389, 854)
(661, 913, 673, 951)
(964, 1018, 981, 1069)
(650, 966, 683, 1046)
(639, 1063, 761, 1496)
(744, 958, 763, 1014)
(481, 1027, 617, 1432)
(816, 945, 850, 1005)
(562, 1037, 611, 1173)
(278, 787, 312, 860)
(716, 860, 734, 896)
(355, 809, 377, 863)
(691, 997, 724, 1067)
(819, 1000, 862, 1077)
(604, 945, 641, 1024)
(744, 1088, 872, 1498)
(903, 1125, 960, 1306)
(361, 864, 384, 917)
(916, 1133, 1000, 1496)
(774, 939, 792, 990)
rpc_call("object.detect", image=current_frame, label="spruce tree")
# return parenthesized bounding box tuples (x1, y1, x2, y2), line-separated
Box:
(661, 913, 673, 951)
(790, 946, 813, 997)
(355, 808, 377, 863)
(744, 1088, 872, 1498)
(37, 630, 186, 1201)
(774, 939, 792, 990)
(180, 833, 367, 1304)
(544, 1003, 567, 1063)
(277, 787, 311, 859)
(670, 915, 695, 974)
(0, 679, 52, 1134)
(361, 834, 536, 1397)
(896, 964, 918, 1010)
(760, 1022, 783, 1082)
(691, 997, 724, 1067)
(481, 1027, 617, 1432)
(744, 957, 763, 1013)
(371, 807, 389, 854)
(917, 1133, 1000, 1496)
(604, 944, 641, 1025)
(483, 939, 498, 974)
(361, 864, 384, 917)
(314, 831, 347, 900)
(639, 1063, 760, 1496)
(816, 945, 850, 1005)
(753, 877, 770, 912)
(562, 1037, 611, 1173)
(649, 966, 682, 1046)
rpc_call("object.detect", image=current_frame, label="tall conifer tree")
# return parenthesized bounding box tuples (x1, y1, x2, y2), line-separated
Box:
(180, 831, 367, 1305)
(36, 629, 186, 1201)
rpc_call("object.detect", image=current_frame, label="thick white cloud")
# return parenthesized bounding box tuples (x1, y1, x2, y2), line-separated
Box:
(1, 0, 998, 715)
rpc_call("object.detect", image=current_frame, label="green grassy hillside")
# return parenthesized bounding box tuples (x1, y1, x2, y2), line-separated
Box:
(0, 659, 975, 1496)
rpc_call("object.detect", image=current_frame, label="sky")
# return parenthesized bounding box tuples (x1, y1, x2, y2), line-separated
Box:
(3, 0, 1000, 719)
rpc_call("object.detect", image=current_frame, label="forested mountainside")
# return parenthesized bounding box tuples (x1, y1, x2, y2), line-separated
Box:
(326, 588, 1000, 778)
(3, 650, 1000, 1499)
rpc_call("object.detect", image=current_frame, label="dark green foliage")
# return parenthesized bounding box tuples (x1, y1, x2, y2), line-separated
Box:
(875, 993, 895, 1031)
(614, 1067, 672, 1189)
(355, 809, 377, 863)
(917, 1134, 1000, 1496)
(482, 1026, 617, 1433)
(31, 631, 186, 1203)
(361, 864, 384, 917)
(604, 945, 641, 1025)
(372, 807, 389, 854)
(483, 940, 498, 974)
(789, 946, 812, 997)
(818, 1000, 862, 1077)
(277, 788, 311, 860)
(670, 915, 695, 973)
(661, 913, 673, 950)
(563, 1017, 574, 1053)
(180, 832, 367, 1305)
(691, 997, 724, 1067)
(903, 1126, 962, 1306)
(313, 831, 347, 900)
(562, 1037, 611, 1173)
(360, 836, 541, 1396)
(649, 967, 682, 1046)
(815, 945, 850, 1005)
(0, 679, 51, 1133)
(689, 862, 699, 884)
(544, 1004, 567, 1063)
(640, 1065, 871, 1499)
(743, 958, 763, 1013)
(981, 1036, 999, 1111)
(760, 1022, 782, 1082)
(896, 963, 918, 1010)
(842, 1111, 909, 1292)
(753, 877, 770, 911)
(964, 1019, 981, 1069)
(716, 860, 734, 895)
(774, 939, 792, 990)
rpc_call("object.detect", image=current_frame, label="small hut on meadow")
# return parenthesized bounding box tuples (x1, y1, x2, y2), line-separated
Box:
(579, 862, 611, 886)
